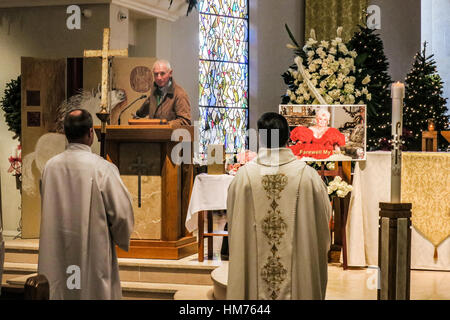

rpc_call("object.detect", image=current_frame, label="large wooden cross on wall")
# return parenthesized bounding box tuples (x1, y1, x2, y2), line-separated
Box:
(84, 28, 128, 114)
(84, 28, 128, 157)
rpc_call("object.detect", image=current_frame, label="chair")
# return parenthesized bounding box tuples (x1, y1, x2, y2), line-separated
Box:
(197, 210, 228, 262)
(318, 161, 351, 270)
(331, 194, 351, 270)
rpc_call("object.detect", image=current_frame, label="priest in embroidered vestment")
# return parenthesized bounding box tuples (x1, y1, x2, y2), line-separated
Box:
(226, 112, 331, 300)
(38, 109, 134, 300)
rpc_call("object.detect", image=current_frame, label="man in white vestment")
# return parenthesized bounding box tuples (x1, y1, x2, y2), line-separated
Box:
(226, 112, 331, 300)
(38, 109, 134, 300)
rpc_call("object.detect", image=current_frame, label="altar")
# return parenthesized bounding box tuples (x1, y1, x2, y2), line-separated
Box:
(346, 151, 450, 270)
(185, 173, 234, 233)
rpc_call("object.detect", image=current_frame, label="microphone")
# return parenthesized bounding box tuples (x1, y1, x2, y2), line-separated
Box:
(118, 94, 147, 125)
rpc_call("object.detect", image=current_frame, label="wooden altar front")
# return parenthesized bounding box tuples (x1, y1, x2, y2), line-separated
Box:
(94, 125, 196, 259)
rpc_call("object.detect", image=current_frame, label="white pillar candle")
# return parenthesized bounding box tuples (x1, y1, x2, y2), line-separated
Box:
(391, 82, 405, 136)
(390, 82, 405, 203)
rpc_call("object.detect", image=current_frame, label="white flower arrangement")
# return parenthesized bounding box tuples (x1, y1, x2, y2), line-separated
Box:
(327, 176, 353, 199)
(283, 27, 371, 105)
(326, 162, 335, 170)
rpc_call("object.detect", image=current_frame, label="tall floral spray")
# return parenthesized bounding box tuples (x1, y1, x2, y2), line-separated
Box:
(281, 26, 372, 109)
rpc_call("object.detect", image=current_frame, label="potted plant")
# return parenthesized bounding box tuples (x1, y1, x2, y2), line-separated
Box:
(1, 76, 22, 190)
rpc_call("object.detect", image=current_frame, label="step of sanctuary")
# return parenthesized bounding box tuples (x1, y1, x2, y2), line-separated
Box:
(3, 273, 214, 300)
(3, 239, 39, 264)
(2, 239, 220, 300)
(1, 262, 37, 288)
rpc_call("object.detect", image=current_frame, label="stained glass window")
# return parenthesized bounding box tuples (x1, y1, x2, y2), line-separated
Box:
(199, 0, 249, 155)
(198, 0, 248, 18)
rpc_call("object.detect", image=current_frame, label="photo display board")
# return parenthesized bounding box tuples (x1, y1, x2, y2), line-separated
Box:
(279, 104, 367, 161)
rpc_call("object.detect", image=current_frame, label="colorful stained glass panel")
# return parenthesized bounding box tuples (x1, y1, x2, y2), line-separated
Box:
(199, 60, 248, 109)
(199, 14, 248, 42)
(199, 0, 248, 155)
(199, 37, 248, 63)
(199, 107, 248, 154)
(198, 0, 248, 18)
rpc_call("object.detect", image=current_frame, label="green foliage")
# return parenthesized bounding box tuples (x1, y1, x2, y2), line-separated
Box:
(403, 43, 449, 151)
(1, 76, 21, 140)
(347, 25, 393, 151)
(285, 23, 300, 48)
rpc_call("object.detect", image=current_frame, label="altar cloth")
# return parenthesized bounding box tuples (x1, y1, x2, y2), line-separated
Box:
(346, 151, 450, 270)
(185, 173, 234, 233)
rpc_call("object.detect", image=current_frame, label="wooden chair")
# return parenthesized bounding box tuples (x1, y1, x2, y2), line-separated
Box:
(318, 161, 352, 270)
(331, 193, 351, 270)
(197, 210, 228, 262)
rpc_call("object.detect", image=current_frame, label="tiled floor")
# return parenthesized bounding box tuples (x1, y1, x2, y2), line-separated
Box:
(212, 262, 450, 300)
(326, 264, 450, 300)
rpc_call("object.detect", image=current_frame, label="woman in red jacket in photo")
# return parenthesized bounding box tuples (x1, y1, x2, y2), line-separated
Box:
(289, 108, 345, 159)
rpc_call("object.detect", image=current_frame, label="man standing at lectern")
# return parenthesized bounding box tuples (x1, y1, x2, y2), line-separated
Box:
(135, 59, 191, 126)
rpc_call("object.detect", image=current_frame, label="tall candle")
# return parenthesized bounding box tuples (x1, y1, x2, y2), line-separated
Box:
(391, 82, 405, 136)
(390, 81, 405, 203)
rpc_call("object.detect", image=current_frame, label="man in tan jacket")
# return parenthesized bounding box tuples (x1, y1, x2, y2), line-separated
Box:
(135, 59, 191, 126)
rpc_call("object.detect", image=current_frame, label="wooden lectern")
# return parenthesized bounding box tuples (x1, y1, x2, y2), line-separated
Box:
(94, 124, 196, 259)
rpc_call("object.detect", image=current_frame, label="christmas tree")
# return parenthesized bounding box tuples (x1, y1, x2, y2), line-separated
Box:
(347, 24, 392, 150)
(403, 42, 449, 151)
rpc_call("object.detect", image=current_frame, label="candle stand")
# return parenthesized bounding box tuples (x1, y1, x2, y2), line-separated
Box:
(378, 202, 412, 300)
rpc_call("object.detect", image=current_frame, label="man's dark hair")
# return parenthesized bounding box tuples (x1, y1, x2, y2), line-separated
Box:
(64, 109, 93, 142)
(257, 112, 290, 148)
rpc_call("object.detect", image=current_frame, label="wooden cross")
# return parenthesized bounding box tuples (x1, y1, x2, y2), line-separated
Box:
(84, 28, 128, 158)
(84, 28, 128, 114)
(129, 155, 150, 208)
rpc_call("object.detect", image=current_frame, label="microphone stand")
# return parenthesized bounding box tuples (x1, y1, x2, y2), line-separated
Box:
(118, 94, 147, 125)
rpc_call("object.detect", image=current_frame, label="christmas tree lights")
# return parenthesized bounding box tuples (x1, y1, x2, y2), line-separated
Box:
(403, 42, 449, 151)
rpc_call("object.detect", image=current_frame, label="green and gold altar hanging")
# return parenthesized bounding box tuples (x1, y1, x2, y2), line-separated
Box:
(305, 0, 368, 42)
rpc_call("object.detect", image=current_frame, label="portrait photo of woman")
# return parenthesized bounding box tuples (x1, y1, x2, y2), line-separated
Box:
(280, 105, 366, 161)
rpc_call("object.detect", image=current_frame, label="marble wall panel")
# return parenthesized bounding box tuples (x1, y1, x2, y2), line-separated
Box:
(119, 143, 162, 240)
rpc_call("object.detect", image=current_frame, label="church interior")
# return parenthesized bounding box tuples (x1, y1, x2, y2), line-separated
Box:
(0, 0, 449, 301)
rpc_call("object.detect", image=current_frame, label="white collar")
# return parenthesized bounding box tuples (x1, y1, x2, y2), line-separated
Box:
(256, 147, 298, 167)
(67, 143, 92, 153)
